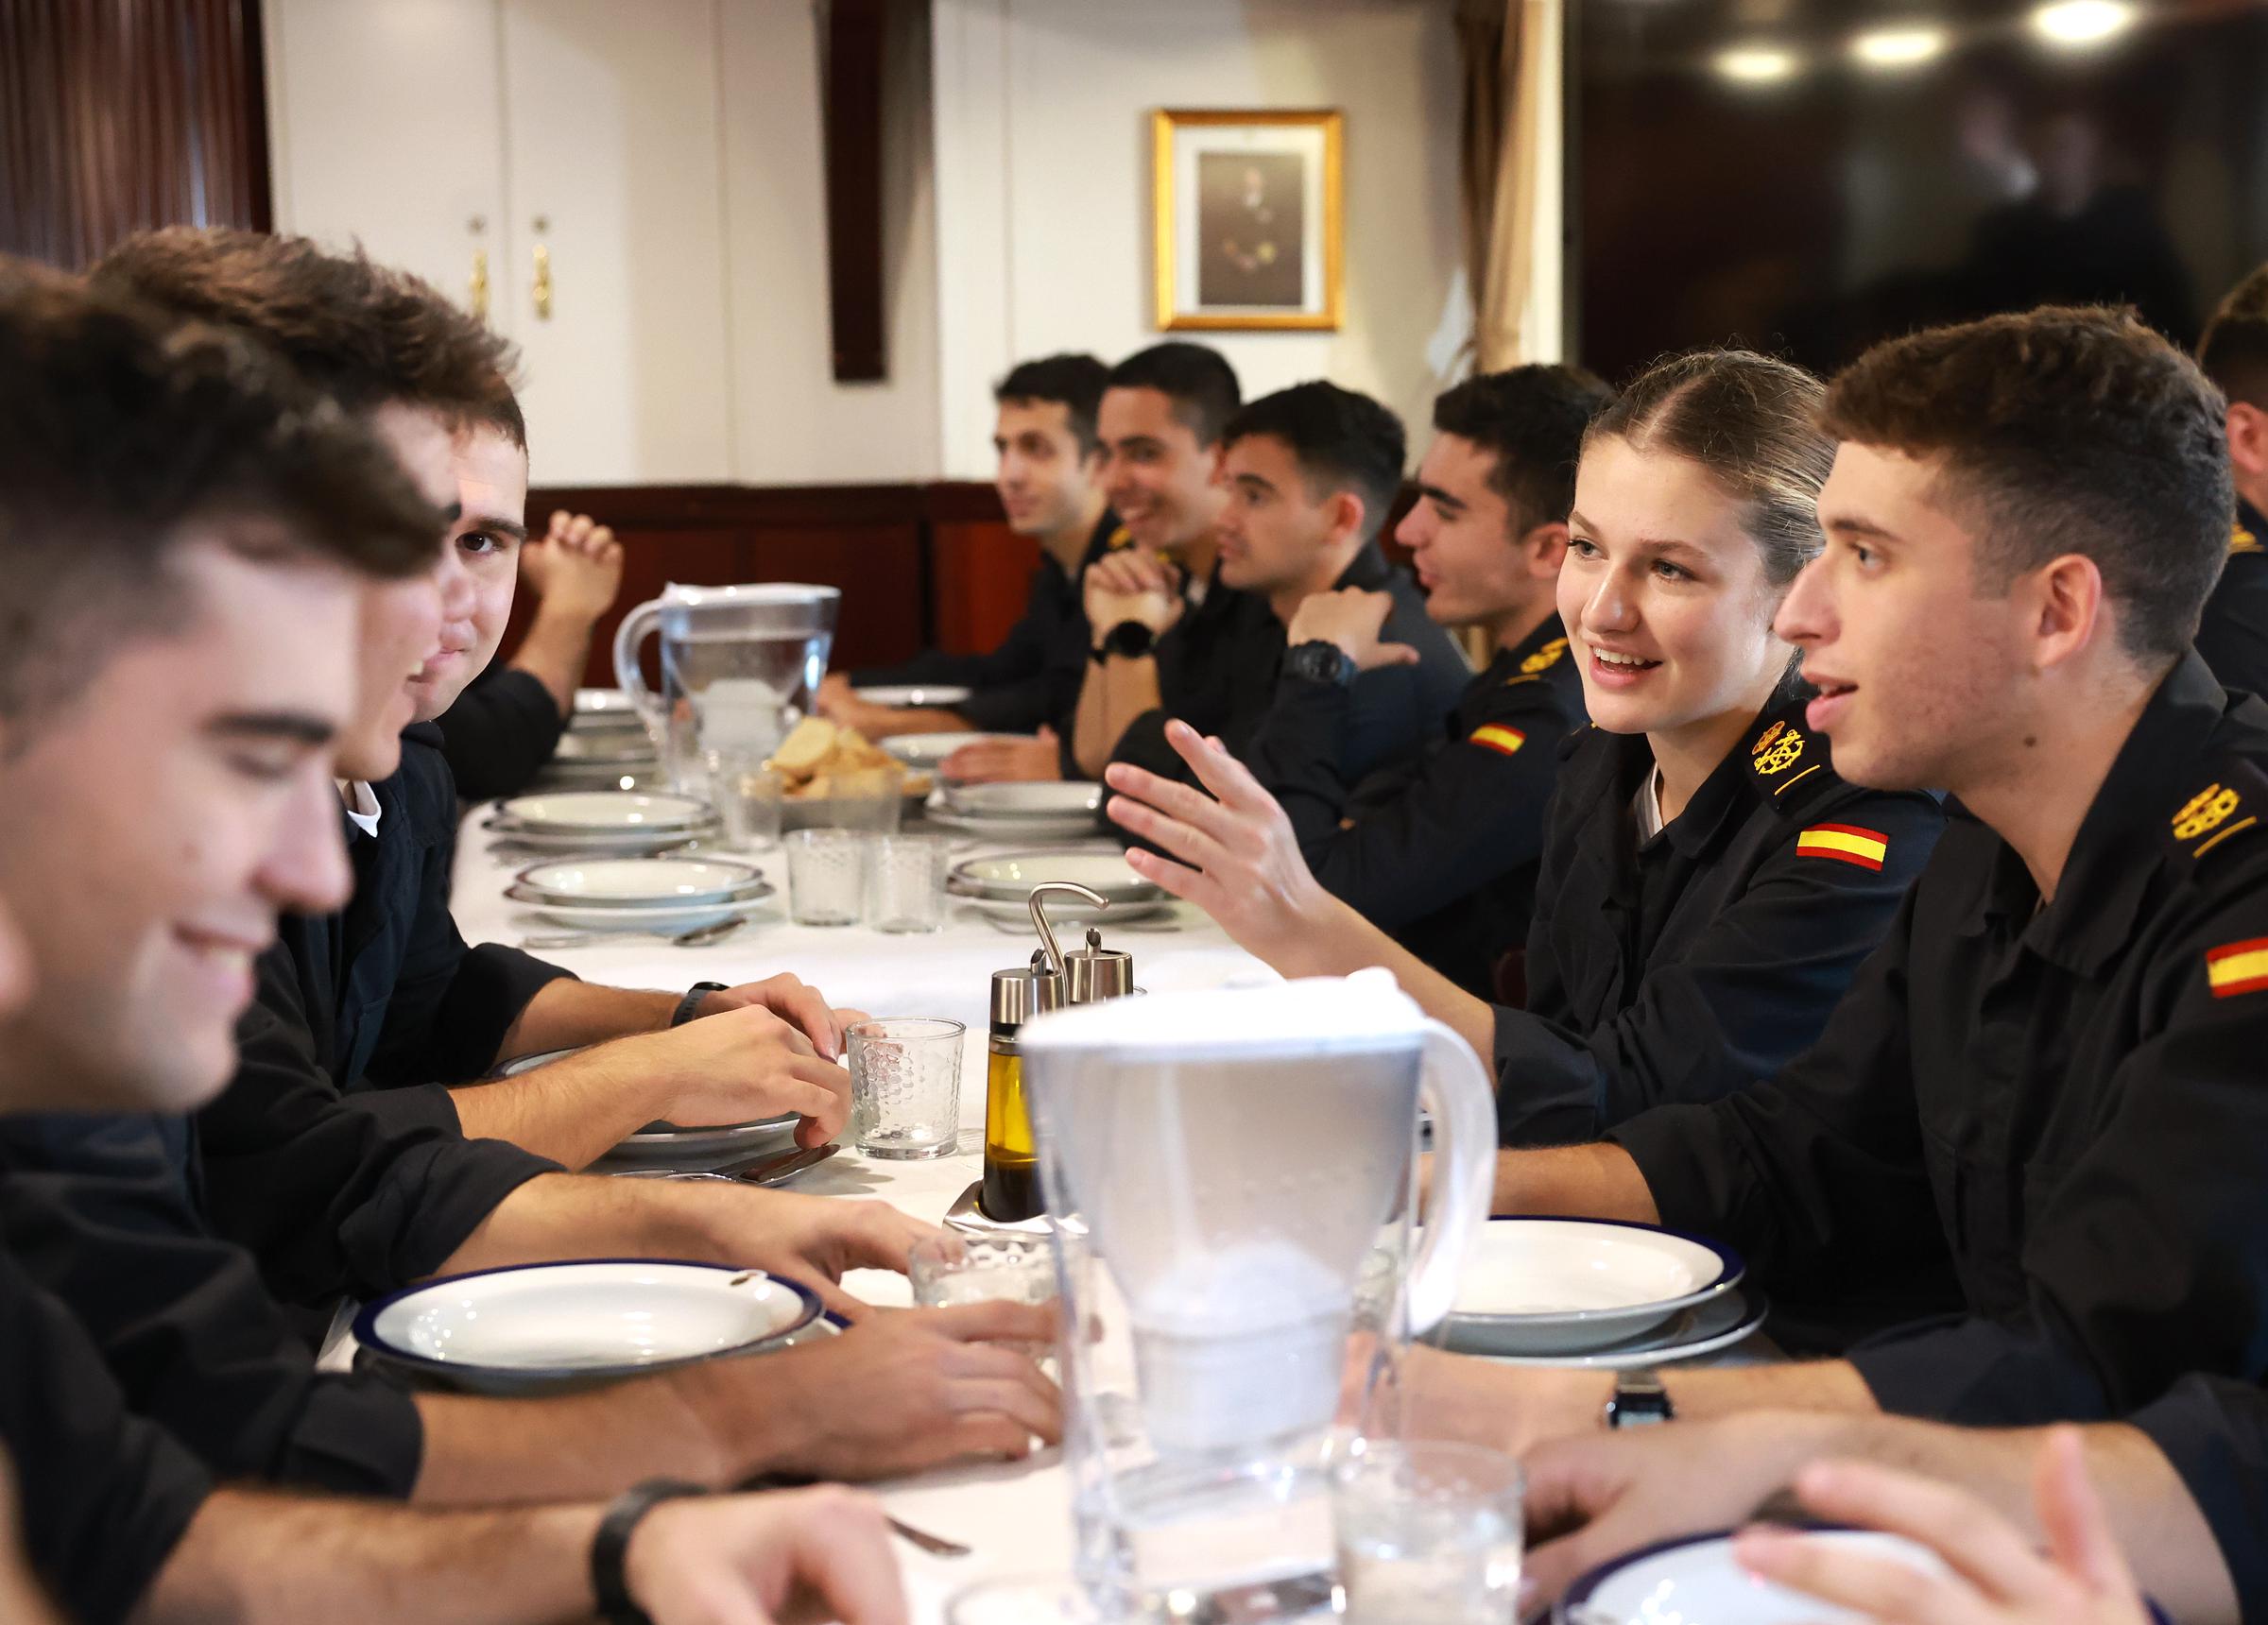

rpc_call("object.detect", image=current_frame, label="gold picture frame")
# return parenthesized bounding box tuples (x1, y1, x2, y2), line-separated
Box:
(1153, 109, 1344, 333)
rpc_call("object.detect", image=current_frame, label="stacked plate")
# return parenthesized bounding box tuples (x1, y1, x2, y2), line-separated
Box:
(1560, 1530, 1948, 1624)
(879, 731, 1029, 773)
(538, 689, 661, 788)
(945, 847, 1168, 924)
(1439, 1217, 1763, 1367)
(856, 683, 971, 708)
(925, 780, 1104, 840)
(352, 1260, 819, 1395)
(507, 855, 773, 932)
(484, 790, 721, 852)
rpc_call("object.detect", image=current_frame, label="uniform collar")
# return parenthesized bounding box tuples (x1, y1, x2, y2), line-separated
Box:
(1332, 540, 1393, 593)
(1651, 693, 1813, 860)
(2236, 497, 2265, 557)
(1985, 653, 2229, 974)
(1491, 613, 1570, 681)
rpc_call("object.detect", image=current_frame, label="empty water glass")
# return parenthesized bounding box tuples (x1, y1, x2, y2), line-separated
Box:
(865, 832, 951, 932)
(704, 751, 784, 851)
(911, 1233, 1062, 1369)
(847, 1017, 965, 1158)
(784, 828, 866, 926)
(1332, 1441, 1523, 1624)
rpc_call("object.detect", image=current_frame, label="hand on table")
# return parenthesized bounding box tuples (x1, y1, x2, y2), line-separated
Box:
(719, 1301, 1064, 1479)
(521, 510, 623, 625)
(696, 973, 864, 1062)
(627, 1483, 907, 1625)
(942, 725, 1062, 784)
(1101, 719, 1349, 973)
(638, 1003, 853, 1149)
(1285, 588, 1418, 671)
(1085, 550, 1183, 641)
(1734, 1428, 2154, 1625)
(701, 1186, 940, 1319)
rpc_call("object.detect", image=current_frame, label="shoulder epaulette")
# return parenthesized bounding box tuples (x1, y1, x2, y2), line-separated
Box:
(1745, 714, 1847, 818)
(2162, 754, 2268, 868)
(2233, 519, 2261, 557)
(1500, 635, 1570, 688)
(1105, 524, 1136, 552)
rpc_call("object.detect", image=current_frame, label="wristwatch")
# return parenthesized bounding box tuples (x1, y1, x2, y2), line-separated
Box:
(1605, 1368, 1675, 1429)
(591, 1478, 709, 1624)
(670, 981, 727, 1028)
(1091, 618, 1159, 662)
(1282, 639, 1358, 690)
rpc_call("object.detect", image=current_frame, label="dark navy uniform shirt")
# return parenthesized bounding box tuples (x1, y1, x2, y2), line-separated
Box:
(435, 662, 568, 804)
(1497, 697, 1944, 1144)
(2195, 497, 2268, 703)
(1246, 615, 1586, 996)
(1611, 656, 2268, 1425)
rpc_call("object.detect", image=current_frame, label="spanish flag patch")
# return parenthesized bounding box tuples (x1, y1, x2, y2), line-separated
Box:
(1797, 824, 1888, 871)
(2206, 937, 2268, 999)
(1469, 725, 1526, 758)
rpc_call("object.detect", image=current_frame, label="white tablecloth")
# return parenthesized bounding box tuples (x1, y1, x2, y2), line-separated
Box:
(449, 814, 1772, 1617)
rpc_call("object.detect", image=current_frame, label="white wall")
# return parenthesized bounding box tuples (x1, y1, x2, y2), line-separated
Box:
(932, 0, 1470, 479)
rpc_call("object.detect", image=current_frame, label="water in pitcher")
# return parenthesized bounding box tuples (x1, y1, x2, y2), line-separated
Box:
(660, 626, 828, 785)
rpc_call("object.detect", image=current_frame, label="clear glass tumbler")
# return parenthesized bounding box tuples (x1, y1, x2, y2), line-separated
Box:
(783, 828, 866, 926)
(847, 1017, 965, 1158)
(1332, 1440, 1523, 1624)
(864, 832, 952, 932)
(704, 752, 784, 852)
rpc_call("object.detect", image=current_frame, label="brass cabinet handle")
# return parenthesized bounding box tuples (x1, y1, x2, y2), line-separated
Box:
(469, 246, 490, 320)
(531, 241, 553, 320)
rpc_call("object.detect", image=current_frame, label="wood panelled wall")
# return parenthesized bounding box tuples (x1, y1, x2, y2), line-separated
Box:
(516, 481, 1033, 689)
(0, 0, 270, 265)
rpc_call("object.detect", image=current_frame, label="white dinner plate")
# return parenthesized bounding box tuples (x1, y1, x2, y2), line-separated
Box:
(880, 731, 1030, 770)
(948, 848, 1161, 902)
(943, 782, 1103, 818)
(509, 896, 769, 932)
(552, 730, 657, 766)
(855, 684, 971, 708)
(1460, 1289, 1766, 1368)
(574, 688, 639, 717)
(1560, 1529, 1946, 1624)
(923, 804, 1108, 843)
(957, 894, 1168, 927)
(515, 856, 769, 905)
(498, 791, 716, 832)
(353, 1260, 819, 1395)
(484, 823, 716, 855)
(1444, 1217, 1744, 1354)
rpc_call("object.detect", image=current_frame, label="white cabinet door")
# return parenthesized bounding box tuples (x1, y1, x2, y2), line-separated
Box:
(498, 0, 735, 486)
(264, 0, 507, 323)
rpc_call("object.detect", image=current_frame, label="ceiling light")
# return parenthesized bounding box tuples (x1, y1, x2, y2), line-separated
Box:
(1714, 44, 1799, 84)
(2030, 1, 2139, 47)
(1852, 26, 1949, 68)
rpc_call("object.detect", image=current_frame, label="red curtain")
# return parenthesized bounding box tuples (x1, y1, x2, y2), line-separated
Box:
(0, 0, 271, 267)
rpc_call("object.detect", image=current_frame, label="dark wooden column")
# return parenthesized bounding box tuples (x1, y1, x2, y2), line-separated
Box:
(0, 0, 271, 268)
(819, 0, 886, 382)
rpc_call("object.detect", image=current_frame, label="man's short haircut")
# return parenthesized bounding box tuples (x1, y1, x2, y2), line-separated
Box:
(1222, 380, 1408, 539)
(1433, 365, 1616, 536)
(90, 227, 525, 447)
(1823, 305, 2232, 664)
(1106, 341, 1243, 446)
(995, 352, 1111, 454)
(0, 263, 441, 729)
(2198, 261, 2268, 414)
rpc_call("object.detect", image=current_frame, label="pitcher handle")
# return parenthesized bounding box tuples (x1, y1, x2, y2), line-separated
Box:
(1405, 1018, 1499, 1332)
(610, 596, 666, 733)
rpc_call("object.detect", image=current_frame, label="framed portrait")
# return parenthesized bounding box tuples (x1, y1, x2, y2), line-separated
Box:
(1152, 109, 1344, 332)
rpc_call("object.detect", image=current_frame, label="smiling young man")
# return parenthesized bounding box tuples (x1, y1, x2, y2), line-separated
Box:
(1375, 306, 2268, 1467)
(1232, 366, 1608, 994)
(824, 352, 1117, 761)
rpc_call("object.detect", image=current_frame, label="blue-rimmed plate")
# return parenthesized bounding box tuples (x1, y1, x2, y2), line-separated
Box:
(353, 1259, 819, 1395)
(1445, 1216, 1744, 1356)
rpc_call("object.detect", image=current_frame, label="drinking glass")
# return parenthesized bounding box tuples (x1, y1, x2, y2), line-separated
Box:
(864, 832, 951, 932)
(703, 751, 784, 851)
(1332, 1441, 1523, 1624)
(783, 828, 866, 926)
(847, 1017, 965, 1158)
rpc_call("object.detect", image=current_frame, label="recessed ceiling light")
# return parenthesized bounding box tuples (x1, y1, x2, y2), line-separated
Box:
(1714, 44, 1799, 84)
(2031, 0, 2139, 47)
(1852, 26, 1949, 68)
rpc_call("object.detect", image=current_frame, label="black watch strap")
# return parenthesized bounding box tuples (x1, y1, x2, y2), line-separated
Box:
(592, 1478, 708, 1624)
(671, 981, 727, 1028)
(1091, 619, 1158, 663)
(1605, 1368, 1675, 1429)
(1283, 639, 1358, 690)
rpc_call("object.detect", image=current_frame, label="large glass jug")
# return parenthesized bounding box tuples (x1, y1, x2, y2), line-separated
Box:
(610, 582, 840, 794)
(1020, 968, 1497, 1612)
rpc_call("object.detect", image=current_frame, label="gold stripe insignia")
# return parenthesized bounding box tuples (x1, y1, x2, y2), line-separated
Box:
(1797, 824, 1888, 870)
(2234, 522, 2261, 556)
(2208, 937, 2268, 998)
(1518, 638, 1569, 676)
(1469, 725, 1526, 758)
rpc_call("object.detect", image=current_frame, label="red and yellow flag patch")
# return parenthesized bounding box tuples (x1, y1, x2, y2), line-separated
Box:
(1469, 725, 1526, 758)
(2207, 937, 2268, 999)
(1797, 823, 1889, 871)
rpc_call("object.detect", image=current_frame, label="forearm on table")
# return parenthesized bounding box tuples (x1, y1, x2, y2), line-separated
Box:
(507, 607, 601, 719)
(1661, 1359, 1880, 1423)
(411, 1377, 742, 1504)
(1074, 658, 1161, 778)
(141, 1488, 603, 1625)
(449, 1042, 679, 1168)
(496, 979, 678, 1062)
(438, 1170, 724, 1276)
(1492, 1141, 1659, 1222)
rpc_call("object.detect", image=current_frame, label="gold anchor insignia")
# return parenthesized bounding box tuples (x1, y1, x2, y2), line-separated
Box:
(1521, 638, 1568, 675)
(1752, 721, 1785, 757)
(1754, 727, 1806, 776)
(2174, 784, 2242, 842)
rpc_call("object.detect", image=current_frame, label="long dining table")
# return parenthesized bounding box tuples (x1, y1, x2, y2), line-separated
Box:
(437, 806, 1771, 1619)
